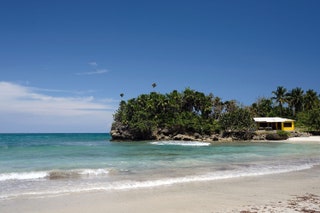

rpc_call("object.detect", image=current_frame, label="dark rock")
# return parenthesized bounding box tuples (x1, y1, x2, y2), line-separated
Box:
(193, 133, 202, 139)
(173, 134, 195, 141)
(266, 133, 288, 140)
(160, 128, 170, 136)
(210, 135, 219, 141)
(222, 131, 255, 141)
(252, 134, 266, 141)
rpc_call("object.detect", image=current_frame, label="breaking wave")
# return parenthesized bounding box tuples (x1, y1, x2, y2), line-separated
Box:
(1, 162, 317, 201)
(150, 141, 210, 146)
(0, 168, 110, 181)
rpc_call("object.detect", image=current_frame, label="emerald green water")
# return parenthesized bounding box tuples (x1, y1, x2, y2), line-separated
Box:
(1, 133, 320, 199)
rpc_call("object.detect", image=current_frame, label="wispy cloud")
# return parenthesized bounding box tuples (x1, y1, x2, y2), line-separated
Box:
(76, 61, 109, 76)
(0, 81, 116, 133)
(89, 62, 98, 66)
(31, 87, 96, 95)
(76, 69, 109, 76)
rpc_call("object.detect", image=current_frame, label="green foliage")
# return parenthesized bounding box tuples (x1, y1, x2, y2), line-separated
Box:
(266, 132, 289, 140)
(113, 88, 224, 139)
(287, 87, 304, 116)
(272, 86, 287, 116)
(251, 97, 275, 117)
(276, 130, 290, 137)
(219, 108, 255, 131)
(265, 130, 290, 140)
(297, 108, 320, 131)
(113, 86, 320, 140)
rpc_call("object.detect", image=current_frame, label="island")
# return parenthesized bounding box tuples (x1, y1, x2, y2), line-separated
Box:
(111, 87, 320, 141)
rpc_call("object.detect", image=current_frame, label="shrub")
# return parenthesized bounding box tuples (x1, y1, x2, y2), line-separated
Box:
(277, 130, 290, 138)
(266, 131, 289, 140)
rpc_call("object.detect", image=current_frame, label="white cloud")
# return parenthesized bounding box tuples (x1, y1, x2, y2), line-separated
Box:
(0, 82, 117, 133)
(31, 87, 96, 95)
(76, 69, 109, 75)
(89, 62, 98, 66)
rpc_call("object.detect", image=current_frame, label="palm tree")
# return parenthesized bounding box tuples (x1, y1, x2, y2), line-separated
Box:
(182, 87, 196, 112)
(251, 97, 273, 117)
(166, 90, 182, 116)
(272, 86, 287, 116)
(212, 96, 224, 119)
(224, 100, 238, 113)
(304, 89, 319, 111)
(287, 87, 304, 117)
(152, 83, 157, 89)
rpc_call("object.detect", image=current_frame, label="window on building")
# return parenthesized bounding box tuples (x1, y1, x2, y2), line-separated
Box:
(283, 122, 292, 128)
(259, 122, 268, 127)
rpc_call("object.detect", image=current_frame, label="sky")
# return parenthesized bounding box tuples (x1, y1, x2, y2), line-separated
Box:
(1, 0, 320, 133)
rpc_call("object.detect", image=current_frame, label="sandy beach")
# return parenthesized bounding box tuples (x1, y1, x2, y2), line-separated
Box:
(287, 135, 320, 143)
(1, 165, 320, 213)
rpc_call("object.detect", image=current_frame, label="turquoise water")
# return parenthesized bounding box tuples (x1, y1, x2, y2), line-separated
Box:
(1, 133, 320, 199)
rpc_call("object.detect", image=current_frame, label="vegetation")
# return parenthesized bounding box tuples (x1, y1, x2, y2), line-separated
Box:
(266, 130, 290, 140)
(112, 86, 320, 140)
(113, 88, 253, 140)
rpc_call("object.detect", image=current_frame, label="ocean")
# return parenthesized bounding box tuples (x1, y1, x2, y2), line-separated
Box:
(1, 133, 320, 200)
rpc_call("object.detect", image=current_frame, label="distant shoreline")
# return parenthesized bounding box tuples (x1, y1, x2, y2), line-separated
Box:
(111, 129, 316, 143)
(287, 135, 320, 143)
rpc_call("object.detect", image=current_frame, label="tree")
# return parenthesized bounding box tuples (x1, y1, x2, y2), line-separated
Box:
(287, 87, 304, 117)
(272, 86, 287, 116)
(304, 89, 319, 111)
(212, 96, 224, 120)
(181, 87, 196, 112)
(112, 86, 320, 141)
(224, 100, 238, 113)
(298, 107, 320, 131)
(152, 82, 157, 89)
(219, 108, 255, 131)
(112, 88, 222, 140)
(251, 97, 274, 117)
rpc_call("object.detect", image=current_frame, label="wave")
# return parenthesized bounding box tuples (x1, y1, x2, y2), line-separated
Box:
(0, 171, 48, 181)
(0, 168, 110, 181)
(150, 141, 210, 146)
(0, 162, 318, 200)
(102, 163, 316, 190)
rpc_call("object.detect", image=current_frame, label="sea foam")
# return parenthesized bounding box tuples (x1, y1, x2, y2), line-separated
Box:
(0, 171, 47, 181)
(0, 168, 110, 181)
(0, 162, 317, 200)
(101, 163, 315, 190)
(150, 141, 210, 146)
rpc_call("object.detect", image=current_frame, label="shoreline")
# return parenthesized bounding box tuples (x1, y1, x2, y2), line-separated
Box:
(112, 131, 320, 143)
(1, 165, 320, 213)
(0, 136, 320, 213)
(287, 135, 320, 143)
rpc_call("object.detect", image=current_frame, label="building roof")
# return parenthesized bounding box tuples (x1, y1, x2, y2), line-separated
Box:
(253, 117, 295, 123)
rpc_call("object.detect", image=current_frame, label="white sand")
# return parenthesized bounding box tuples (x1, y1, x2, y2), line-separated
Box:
(287, 136, 320, 143)
(1, 166, 320, 213)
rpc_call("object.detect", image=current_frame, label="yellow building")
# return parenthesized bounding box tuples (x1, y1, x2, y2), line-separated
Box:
(254, 117, 295, 131)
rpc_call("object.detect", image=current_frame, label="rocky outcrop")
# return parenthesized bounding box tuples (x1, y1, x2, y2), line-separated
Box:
(265, 133, 288, 140)
(290, 131, 311, 137)
(110, 121, 134, 141)
(111, 122, 312, 142)
(111, 122, 262, 142)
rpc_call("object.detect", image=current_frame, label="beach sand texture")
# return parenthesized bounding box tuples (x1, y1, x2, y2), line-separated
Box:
(288, 136, 320, 142)
(1, 165, 320, 213)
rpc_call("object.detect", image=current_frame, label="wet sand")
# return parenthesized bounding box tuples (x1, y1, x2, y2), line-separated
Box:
(1, 164, 320, 213)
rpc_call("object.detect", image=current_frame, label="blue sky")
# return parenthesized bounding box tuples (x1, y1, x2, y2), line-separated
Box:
(1, 0, 320, 133)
